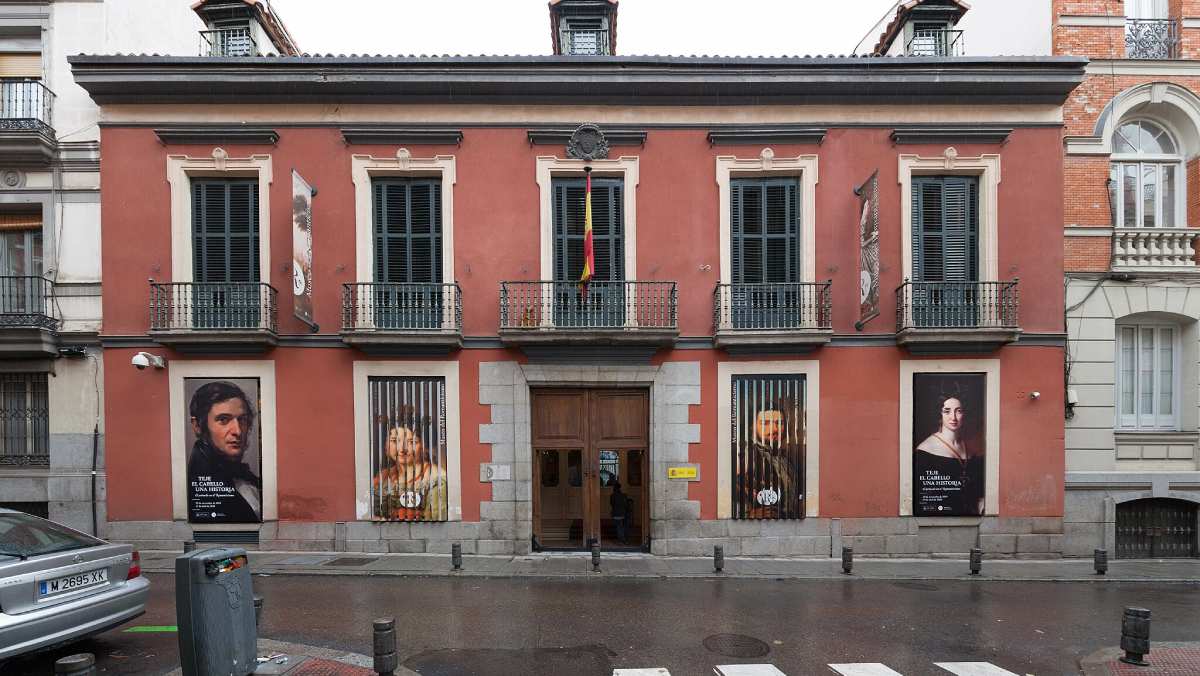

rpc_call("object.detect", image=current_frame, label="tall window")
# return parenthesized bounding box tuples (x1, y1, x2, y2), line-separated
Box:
(191, 179, 260, 328)
(912, 176, 979, 283)
(552, 177, 624, 326)
(1111, 120, 1182, 229)
(1117, 323, 1178, 430)
(0, 373, 48, 466)
(372, 178, 444, 328)
(1125, 0, 1168, 19)
(731, 178, 800, 285)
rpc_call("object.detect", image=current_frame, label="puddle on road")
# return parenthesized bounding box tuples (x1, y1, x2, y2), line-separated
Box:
(405, 644, 615, 676)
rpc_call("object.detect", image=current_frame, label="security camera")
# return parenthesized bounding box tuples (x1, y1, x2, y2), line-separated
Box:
(131, 352, 165, 370)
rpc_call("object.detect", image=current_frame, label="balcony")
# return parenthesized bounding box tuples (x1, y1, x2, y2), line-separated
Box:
(906, 29, 964, 57)
(1112, 228, 1198, 269)
(1125, 19, 1179, 59)
(0, 276, 59, 358)
(200, 27, 258, 57)
(341, 283, 463, 354)
(895, 280, 1020, 354)
(0, 79, 55, 164)
(499, 281, 677, 357)
(713, 282, 832, 353)
(149, 282, 277, 353)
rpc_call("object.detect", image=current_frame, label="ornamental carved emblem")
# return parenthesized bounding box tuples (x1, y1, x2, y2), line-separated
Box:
(566, 123, 610, 161)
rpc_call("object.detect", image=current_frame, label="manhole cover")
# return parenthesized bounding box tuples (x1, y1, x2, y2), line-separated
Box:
(324, 557, 378, 567)
(702, 634, 770, 658)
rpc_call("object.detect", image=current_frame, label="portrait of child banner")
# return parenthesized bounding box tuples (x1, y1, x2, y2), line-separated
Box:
(184, 377, 263, 524)
(912, 373, 986, 517)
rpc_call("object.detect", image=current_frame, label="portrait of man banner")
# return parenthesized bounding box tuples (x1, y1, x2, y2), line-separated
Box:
(731, 375, 805, 519)
(368, 376, 449, 522)
(912, 373, 986, 517)
(185, 378, 263, 524)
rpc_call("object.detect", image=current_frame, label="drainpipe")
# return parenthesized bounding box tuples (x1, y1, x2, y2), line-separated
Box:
(90, 422, 98, 536)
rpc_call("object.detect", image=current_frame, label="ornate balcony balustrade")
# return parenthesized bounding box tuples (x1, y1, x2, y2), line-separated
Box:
(149, 281, 278, 352)
(1112, 228, 1198, 268)
(0, 79, 56, 164)
(0, 276, 59, 358)
(895, 280, 1020, 353)
(1125, 19, 1179, 59)
(499, 280, 677, 351)
(712, 282, 833, 352)
(341, 282, 463, 353)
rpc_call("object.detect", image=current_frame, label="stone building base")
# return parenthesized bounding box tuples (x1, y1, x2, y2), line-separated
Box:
(1064, 472, 1200, 557)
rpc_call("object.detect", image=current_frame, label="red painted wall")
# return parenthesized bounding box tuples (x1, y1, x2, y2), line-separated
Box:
(100, 124, 1066, 523)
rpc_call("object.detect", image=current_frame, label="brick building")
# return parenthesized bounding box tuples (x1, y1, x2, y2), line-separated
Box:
(70, 1, 1085, 557)
(1059, 0, 1200, 557)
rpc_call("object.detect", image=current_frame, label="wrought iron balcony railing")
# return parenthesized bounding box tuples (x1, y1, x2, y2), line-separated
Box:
(906, 29, 964, 57)
(896, 280, 1019, 331)
(342, 282, 462, 332)
(200, 27, 258, 57)
(563, 28, 610, 55)
(0, 276, 57, 330)
(1125, 19, 1179, 59)
(500, 281, 676, 330)
(713, 282, 832, 332)
(0, 79, 54, 130)
(150, 282, 277, 332)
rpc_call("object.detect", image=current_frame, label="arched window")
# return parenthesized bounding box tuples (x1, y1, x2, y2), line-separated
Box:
(1111, 119, 1183, 228)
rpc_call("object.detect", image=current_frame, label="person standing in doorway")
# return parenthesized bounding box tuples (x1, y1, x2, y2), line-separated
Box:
(610, 481, 628, 543)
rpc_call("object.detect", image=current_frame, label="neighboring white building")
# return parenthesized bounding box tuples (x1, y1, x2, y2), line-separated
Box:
(857, 0, 1052, 57)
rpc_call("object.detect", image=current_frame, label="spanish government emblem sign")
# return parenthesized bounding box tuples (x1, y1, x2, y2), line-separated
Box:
(566, 123, 610, 161)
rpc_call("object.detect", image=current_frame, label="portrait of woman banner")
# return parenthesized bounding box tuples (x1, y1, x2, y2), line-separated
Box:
(912, 373, 986, 517)
(368, 376, 449, 522)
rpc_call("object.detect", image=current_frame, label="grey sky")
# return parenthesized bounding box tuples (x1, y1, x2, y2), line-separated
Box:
(269, 0, 902, 57)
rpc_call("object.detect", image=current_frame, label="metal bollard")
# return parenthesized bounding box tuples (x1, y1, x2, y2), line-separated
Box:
(1119, 607, 1152, 666)
(373, 617, 398, 676)
(1094, 548, 1108, 575)
(54, 653, 96, 676)
(451, 543, 462, 571)
(591, 542, 601, 572)
(841, 546, 853, 575)
(713, 545, 724, 573)
(183, 540, 195, 553)
(969, 548, 982, 575)
(253, 594, 264, 628)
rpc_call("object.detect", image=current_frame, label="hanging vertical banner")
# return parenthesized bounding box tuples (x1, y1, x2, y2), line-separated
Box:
(291, 170, 316, 330)
(855, 170, 880, 330)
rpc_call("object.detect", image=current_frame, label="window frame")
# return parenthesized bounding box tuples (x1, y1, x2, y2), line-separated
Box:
(371, 177, 443, 285)
(730, 176, 801, 285)
(0, 372, 48, 465)
(1110, 119, 1185, 229)
(1116, 322, 1181, 431)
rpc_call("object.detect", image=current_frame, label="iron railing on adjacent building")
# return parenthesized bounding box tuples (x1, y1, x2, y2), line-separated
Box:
(713, 282, 832, 332)
(500, 281, 676, 330)
(200, 27, 258, 57)
(1125, 19, 1179, 59)
(0, 79, 54, 130)
(150, 282, 278, 332)
(342, 282, 462, 332)
(906, 29, 964, 57)
(0, 372, 48, 467)
(563, 28, 610, 55)
(0, 276, 57, 330)
(895, 280, 1019, 331)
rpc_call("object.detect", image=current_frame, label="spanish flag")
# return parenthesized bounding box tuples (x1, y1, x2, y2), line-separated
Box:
(580, 169, 594, 294)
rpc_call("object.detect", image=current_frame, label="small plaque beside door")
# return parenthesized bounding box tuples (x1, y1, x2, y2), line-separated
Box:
(480, 463, 512, 482)
(667, 464, 700, 481)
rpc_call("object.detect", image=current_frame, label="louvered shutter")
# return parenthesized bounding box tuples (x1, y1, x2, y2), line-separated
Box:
(192, 180, 259, 283)
(731, 178, 799, 284)
(373, 179, 442, 284)
(912, 176, 977, 283)
(552, 177, 623, 282)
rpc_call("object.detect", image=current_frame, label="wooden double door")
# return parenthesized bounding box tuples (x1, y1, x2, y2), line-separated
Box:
(532, 388, 649, 551)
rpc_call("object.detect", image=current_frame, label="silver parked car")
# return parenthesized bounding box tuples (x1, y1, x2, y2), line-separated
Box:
(0, 508, 149, 661)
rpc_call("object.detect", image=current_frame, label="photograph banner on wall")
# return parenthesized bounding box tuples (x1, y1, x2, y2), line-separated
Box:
(912, 373, 986, 516)
(369, 376, 449, 522)
(731, 375, 805, 519)
(185, 378, 263, 524)
(855, 170, 880, 328)
(291, 170, 316, 330)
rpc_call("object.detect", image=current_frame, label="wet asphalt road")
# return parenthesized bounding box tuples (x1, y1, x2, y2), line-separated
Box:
(5, 573, 1199, 675)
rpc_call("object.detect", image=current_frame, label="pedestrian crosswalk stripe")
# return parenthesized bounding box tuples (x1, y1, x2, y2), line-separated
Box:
(829, 663, 905, 675)
(713, 666, 787, 676)
(613, 670, 670, 676)
(934, 663, 1020, 676)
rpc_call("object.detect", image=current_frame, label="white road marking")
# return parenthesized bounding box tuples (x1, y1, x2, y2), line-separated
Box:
(613, 670, 671, 676)
(829, 664, 906, 675)
(713, 665, 787, 676)
(935, 663, 1020, 676)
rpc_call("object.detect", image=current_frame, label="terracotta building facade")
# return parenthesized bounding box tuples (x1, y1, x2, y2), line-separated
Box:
(1059, 0, 1200, 558)
(72, 3, 1085, 557)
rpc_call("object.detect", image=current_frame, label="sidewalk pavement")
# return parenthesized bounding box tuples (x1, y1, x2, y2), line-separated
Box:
(1080, 643, 1200, 675)
(164, 638, 420, 676)
(139, 549, 1200, 581)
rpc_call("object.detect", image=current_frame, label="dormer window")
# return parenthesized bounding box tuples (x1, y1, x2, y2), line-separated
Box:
(906, 21, 963, 56)
(549, 0, 618, 56)
(192, 0, 301, 57)
(201, 19, 257, 57)
(563, 18, 609, 55)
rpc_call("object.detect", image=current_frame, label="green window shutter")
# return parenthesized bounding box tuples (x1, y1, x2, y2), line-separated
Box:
(372, 178, 442, 283)
(731, 178, 799, 284)
(192, 179, 259, 283)
(912, 176, 978, 282)
(552, 177, 623, 282)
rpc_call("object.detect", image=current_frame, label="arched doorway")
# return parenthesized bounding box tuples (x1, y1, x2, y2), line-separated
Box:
(1116, 498, 1198, 558)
